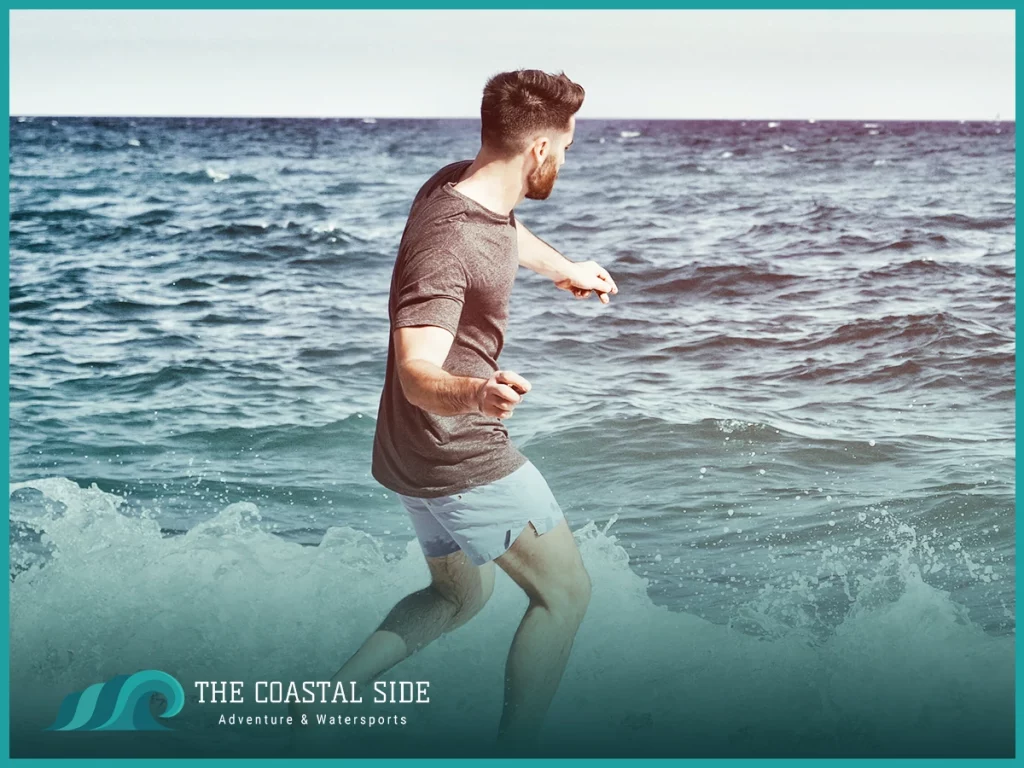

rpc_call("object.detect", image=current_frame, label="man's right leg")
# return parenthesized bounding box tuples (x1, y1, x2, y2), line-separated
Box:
(290, 548, 493, 749)
(326, 548, 495, 690)
(289, 497, 494, 748)
(321, 493, 496, 693)
(493, 518, 592, 754)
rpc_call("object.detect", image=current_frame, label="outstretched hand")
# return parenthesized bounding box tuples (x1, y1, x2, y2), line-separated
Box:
(555, 261, 619, 304)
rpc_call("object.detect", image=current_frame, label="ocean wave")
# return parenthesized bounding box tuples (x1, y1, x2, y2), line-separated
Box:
(166, 277, 213, 290)
(126, 208, 177, 226)
(792, 312, 994, 352)
(931, 213, 1015, 231)
(324, 181, 364, 195)
(10, 208, 106, 223)
(800, 202, 852, 223)
(644, 263, 803, 298)
(10, 299, 50, 314)
(283, 201, 330, 215)
(171, 170, 262, 185)
(56, 363, 221, 397)
(866, 233, 955, 252)
(8, 477, 1013, 756)
(860, 258, 953, 279)
(169, 413, 374, 452)
(199, 222, 274, 238)
(90, 298, 161, 316)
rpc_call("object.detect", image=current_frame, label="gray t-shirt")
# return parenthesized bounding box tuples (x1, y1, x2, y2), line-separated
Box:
(371, 160, 529, 498)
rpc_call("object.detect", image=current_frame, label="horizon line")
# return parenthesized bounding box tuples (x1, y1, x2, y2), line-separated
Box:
(12, 114, 1015, 123)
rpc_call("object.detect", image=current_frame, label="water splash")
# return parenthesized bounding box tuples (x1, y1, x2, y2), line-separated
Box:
(9, 478, 1013, 756)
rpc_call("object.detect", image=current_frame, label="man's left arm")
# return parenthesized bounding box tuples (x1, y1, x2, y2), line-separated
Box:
(515, 217, 619, 303)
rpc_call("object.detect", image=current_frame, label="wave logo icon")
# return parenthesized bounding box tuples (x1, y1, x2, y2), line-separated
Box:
(46, 670, 185, 731)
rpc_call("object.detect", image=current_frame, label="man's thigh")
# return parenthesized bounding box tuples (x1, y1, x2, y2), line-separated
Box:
(494, 518, 586, 601)
(398, 494, 493, 603)
(425, 549, 495, 608)
(398, 493, 463, 559)
(445, 461, 566, 566)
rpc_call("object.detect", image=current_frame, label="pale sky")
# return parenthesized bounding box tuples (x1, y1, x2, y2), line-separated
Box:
(9, 9, 1016, 120)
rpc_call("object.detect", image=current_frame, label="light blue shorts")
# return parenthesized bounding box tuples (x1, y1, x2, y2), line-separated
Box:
(397, 460, 566, 566)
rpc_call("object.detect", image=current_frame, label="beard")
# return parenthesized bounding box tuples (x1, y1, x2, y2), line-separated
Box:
(525, 153, 559, 200)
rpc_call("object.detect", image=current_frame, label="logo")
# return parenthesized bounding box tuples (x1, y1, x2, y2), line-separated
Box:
(46, 670, 185, 731)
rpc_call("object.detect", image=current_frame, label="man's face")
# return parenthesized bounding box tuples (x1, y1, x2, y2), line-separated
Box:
(525, 117, 575, 201)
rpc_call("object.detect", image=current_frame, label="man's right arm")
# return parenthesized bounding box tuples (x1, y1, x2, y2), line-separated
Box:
(394, 325, 528, 419)
(395, 325, 484, 415)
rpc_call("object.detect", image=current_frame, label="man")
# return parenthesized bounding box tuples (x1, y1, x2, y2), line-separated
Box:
(292, 69, 618, 754)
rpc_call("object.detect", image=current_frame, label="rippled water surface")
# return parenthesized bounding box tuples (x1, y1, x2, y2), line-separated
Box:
(8, 116, 1015, 755)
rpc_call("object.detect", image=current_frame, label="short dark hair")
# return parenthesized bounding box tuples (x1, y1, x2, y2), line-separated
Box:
(480, 69, 585, 157)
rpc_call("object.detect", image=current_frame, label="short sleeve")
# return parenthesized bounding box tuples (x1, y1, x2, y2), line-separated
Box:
(393, 249, 468, 337)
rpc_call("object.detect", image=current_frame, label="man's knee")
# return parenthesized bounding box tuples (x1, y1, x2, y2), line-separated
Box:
(534, 565, 591, 627)
(457, 564, 495, 620)
(434, 562, 495, 627)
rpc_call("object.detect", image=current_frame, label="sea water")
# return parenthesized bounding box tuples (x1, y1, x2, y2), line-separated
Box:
(9, 117, 1015, 756)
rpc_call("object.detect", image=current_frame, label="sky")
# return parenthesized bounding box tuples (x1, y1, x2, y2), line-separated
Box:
(9, 9, 1016, 121)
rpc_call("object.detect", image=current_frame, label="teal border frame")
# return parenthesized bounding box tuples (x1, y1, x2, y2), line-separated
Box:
(0, 2, 1020, 8)
(2, 2, 1017, 765)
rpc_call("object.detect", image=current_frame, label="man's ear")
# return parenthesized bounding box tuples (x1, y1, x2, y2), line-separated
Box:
(530, 136, 550, 165)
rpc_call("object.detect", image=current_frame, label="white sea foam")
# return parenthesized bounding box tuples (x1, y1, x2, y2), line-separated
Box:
(8, 478, 1013, 756)
(619, 131, 641, 139)
(205, 168, 231, 183)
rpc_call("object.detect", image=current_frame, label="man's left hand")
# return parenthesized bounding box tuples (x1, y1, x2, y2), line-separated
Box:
(554, 261, 619, 304)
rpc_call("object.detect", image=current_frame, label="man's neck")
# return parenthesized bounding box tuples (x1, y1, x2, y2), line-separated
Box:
(453, 153, 525, 217)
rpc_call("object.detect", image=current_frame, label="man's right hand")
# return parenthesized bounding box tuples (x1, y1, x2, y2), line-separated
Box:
(476, 370, 532, 419)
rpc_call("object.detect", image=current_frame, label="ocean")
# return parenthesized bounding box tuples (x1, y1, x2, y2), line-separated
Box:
(8, 116, 1015, 757)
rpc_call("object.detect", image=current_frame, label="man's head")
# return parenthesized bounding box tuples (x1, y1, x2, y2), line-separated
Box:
(480, 69, 584, 200)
